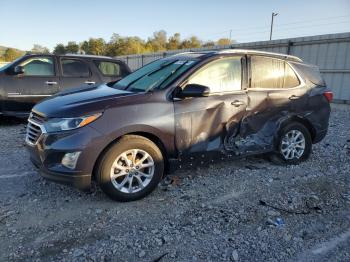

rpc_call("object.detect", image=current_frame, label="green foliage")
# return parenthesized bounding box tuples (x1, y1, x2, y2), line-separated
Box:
(217, 38, 232, 46)
(31, 44, 50, 54)
(53, 43, 66, 55)
(3, 48, 25, 61)
(65, 41, 79, 54)
(0, 30, 236, 61)
(81, 38, 106, 55)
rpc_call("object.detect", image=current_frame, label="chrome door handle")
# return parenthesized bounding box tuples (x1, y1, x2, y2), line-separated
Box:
(231, 100, 245, 107)
(289, 95, 300, 100)
(45, 81, 57, 85)
(85, 81, 96, 85)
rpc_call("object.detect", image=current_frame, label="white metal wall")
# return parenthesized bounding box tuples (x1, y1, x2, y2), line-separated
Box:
(117, 32, 350, 102)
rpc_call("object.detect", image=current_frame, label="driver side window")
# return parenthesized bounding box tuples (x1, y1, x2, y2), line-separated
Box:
(187, 57, 242, 93)
(20, 57, 55, 76)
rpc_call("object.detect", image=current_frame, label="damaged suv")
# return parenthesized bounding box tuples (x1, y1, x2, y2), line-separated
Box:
(26, 50, 332, 201)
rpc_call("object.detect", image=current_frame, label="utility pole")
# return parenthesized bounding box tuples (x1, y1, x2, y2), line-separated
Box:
(229, 29, 232, 44)
(269, 12, 278, 40)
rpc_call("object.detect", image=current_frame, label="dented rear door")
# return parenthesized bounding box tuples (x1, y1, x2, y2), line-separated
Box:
(174, 56, 248, 154)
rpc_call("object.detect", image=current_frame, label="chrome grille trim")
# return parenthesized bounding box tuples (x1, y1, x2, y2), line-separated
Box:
(25, 112, 46, 146)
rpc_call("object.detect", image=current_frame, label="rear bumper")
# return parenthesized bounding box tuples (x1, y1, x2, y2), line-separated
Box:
(313, 129, 328, 144)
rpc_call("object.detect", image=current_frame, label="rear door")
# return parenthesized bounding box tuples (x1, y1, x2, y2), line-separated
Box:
(3, 55, 59, 113)
(174, 56, 248, 154)
(93, 60, 130, 83)
(240, 55, 307, 152)
(59, 58, 99, 90)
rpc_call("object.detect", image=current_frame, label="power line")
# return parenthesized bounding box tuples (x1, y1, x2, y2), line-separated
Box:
(203, 14, 350, 39)
(205, 20, 350, 41)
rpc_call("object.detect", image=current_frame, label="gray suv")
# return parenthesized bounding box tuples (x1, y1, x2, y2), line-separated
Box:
(25, 49, 332, 201)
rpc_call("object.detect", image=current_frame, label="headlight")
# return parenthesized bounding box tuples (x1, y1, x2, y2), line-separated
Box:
(44, 113, 102, 132)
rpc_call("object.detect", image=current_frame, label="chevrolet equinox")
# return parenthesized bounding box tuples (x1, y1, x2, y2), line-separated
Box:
(25, 50, 332, 201)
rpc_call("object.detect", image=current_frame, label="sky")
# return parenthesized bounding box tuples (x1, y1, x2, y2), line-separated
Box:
(1, 0, 350, 51)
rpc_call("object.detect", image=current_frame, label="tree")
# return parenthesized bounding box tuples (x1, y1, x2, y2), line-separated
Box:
(65, 41, 79, 54)
(4, 48, 24, 62)
(167, 33, 181, 50)
(31, 44, 50, 54)
(189, 36, 201, 48)
(147, 30, 167, 52)
(53, 44, 66, 55)
(202, 41, 215, 48)
(180, 36, 201, 49)
(80, 38, 106, 55)
(217, 38, 232, 46)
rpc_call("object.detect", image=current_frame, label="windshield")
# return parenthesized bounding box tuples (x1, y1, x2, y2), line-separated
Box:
(114, 59, 197, 92)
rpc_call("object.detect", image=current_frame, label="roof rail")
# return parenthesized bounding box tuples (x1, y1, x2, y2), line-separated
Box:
(216, 49, 303, 62)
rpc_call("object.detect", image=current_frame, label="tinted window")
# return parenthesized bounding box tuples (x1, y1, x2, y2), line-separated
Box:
(188, 57, 242, 93)
(251, 56, 300, 89)
(20, 57, 54, 76)
(292, 62, 325, 86)
(95, 61, 122, 76)
(62, 59, 90, 77)
(284, 63, 300, 88)
(251, 56, 284, 89)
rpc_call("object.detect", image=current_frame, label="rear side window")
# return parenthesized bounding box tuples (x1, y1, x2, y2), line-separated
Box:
(292, 62, 325, 86)
(188, 57, 242, 93)
(250, 56, 300, 89)
(61, 59, 90, 77)
(94, 61, 122, 77)
(20, 57, 54, 76)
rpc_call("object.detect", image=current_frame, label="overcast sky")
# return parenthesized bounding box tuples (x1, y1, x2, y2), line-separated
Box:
(1, 0, 350, 51)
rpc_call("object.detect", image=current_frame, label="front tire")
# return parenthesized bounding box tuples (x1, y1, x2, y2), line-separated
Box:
(271, 122, 312, 165)
(97, 135, 164, 201)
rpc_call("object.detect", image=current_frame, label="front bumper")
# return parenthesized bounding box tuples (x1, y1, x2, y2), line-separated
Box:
(26, 125, 107, 191)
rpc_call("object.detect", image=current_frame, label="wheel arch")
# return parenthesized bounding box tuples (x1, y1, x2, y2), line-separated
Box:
(92, 131, 170, 181)
(278, 115, 316, 142)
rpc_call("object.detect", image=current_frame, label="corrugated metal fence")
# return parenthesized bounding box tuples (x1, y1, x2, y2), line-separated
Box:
(117, 32, 350, 103)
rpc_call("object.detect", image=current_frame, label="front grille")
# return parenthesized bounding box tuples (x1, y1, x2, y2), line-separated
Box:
(30, 111, 45, 124)
(25, 112, 46, 145)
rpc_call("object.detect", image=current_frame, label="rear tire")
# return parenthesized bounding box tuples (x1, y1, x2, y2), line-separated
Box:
(270, 122, 312, 165)
(97, 135, 164, 201)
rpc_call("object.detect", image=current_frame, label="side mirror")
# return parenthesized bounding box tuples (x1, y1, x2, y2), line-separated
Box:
(14, 65, 25, 75)
(178, 84, 210, 98)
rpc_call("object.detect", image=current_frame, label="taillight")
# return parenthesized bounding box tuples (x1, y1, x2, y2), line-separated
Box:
(323, 91, 333, 103)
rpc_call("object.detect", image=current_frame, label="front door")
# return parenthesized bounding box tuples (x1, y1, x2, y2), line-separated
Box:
(174, 56, 248, 154)
(3, 56, 59, 114)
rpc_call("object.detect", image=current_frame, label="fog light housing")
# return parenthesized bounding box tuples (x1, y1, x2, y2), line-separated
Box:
(61, 152, 81, 169)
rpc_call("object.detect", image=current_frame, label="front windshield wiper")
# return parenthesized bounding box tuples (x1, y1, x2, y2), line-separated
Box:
(124, 60, 178, 91)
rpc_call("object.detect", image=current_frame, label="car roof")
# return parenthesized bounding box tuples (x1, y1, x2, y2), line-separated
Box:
(173, 49, 303, 62)
(23, 53, 118, 60)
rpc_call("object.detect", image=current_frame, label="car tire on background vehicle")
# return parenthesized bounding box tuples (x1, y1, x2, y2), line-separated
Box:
(97, 135, 164, 201)
(270, 122, 312, 165)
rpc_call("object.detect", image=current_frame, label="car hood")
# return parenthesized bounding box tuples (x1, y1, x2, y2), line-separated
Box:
(33, 84, 141, 118)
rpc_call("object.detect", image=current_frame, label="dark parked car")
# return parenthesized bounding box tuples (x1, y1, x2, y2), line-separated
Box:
(0, 54, 131, 116)
(25, 49, 332, 201)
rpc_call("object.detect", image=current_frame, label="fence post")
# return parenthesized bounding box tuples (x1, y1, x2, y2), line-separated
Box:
(141, 55, 144, 67)
(163, 52, 166, 58)
(126, 56, 129, 66)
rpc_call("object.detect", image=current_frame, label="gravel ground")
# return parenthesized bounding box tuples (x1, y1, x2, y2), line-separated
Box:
(0, 104, 349, 262)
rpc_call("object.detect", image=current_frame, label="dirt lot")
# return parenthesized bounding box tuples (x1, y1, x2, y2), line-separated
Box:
(0, 104, 349, 262)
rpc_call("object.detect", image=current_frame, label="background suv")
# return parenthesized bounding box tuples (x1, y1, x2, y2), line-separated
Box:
(0, 54, 131, 116)
(25, 49, 332, 201)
